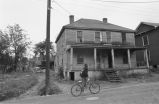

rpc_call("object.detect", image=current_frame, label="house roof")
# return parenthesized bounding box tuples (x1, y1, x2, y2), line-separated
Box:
(55, 18, 134, 43)
(141, 22, 159, 27)
(136, 22, 159, 32)
(64, 19, 134, 31)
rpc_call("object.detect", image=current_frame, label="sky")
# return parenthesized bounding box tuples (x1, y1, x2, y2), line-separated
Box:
(0, 0, 159, 53)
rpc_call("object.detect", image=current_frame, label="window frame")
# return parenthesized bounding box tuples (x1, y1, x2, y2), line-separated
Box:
(94, 31, 102, 42)
(122, 32, 126, 43)
(106, 31, 111, 43)
(76, 31, 83, 43)
(77, 55, 84, 64)
(142, 35, 149, 46)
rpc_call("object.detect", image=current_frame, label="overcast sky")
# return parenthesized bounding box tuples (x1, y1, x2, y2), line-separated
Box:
(1, 0, 159, 45)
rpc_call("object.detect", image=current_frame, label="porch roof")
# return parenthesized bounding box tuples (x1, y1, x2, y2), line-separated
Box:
(69, 44, 146, 50)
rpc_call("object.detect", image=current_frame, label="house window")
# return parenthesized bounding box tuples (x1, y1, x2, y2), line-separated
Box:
(142, 35, 149, 46)
(123, 51, 128, 64)
(77, 55, 84, 64)
(95, 32, 102, 42)
(77, 31, 83, 43)
(122, 32, 126, 43)
(106, 31, 111, 43)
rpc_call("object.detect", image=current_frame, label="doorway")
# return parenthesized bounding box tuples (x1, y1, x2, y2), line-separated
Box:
(108, 51, 112, 68)
(69, 72, 75, 80)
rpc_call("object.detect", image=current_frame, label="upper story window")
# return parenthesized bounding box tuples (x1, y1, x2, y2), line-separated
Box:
(122, 32, 126, 43)
(142, 35, 149, 46)
(106, 31, 111, 43)
(95, 32, 102, 42)
(77, 31, 83, 43)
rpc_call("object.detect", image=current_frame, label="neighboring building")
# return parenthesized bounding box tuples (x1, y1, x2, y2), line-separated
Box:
(135, 22, 159, 68)
(55, 15, 148, 80)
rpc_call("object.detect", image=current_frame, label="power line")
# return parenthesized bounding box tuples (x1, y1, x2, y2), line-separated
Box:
(92, 0, 159, 3)
(57, 0, 159, 18)
(52, 0, 72, 15)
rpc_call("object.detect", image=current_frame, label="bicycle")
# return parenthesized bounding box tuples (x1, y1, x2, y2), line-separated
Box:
(71, 78, 100, 97)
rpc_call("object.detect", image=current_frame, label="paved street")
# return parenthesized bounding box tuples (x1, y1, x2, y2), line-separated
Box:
(2, 82, 159, 104)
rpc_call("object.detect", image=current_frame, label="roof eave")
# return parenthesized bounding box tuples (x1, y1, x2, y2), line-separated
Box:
(64, 26, 135, 33)
(55, 26, 65, 43)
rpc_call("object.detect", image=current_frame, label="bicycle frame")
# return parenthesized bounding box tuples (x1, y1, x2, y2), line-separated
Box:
(71, 78, 100, 96)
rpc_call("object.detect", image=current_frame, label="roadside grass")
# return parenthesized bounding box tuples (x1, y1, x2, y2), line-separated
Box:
(0, 72, 38, 101)
(37, 70, 159, 96)
(37, 71, 62, 96)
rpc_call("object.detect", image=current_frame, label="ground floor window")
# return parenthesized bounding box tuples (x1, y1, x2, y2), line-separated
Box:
(77, 55, 84, 64)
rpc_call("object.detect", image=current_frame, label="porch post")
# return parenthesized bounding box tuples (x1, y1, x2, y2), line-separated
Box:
(94, 48, 97, 70)
(127, 49, 132, 68)
(145, 49, 149, 68)
(111, 48, 115, 68)
(70, 48, 73, 70)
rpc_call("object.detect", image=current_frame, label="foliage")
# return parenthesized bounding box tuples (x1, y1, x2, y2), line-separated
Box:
(0, 73, 38, 101)
(6, 24, 31, 70)
(0, 31, 10, 55)
(38, 78, 61, 96)
(56, 66, 64, 80)
(34, 41, 55, 58)
(38, 81, 61, 96)
(0, 24, 31, 72)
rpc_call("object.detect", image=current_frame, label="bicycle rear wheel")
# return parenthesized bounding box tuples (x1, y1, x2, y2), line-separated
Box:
(89, 82, 100, 94)
(71, 84, 82, 97)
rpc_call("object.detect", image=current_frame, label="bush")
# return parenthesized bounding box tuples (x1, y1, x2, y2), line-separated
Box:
(38, 80, 62, 96)
(56, 67, 64, 80)
(0, 74, 38, 101)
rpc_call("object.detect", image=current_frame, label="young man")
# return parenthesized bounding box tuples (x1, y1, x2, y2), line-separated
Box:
(80, 64, 88, 88)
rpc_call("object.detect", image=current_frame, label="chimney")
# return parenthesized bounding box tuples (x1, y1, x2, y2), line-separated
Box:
(103, 18, 107, 23)
(69, 15, 74, 24)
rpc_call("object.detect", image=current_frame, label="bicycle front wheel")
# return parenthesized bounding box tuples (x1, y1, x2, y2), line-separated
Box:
(71, 84, 82, 97)
(89, 82, 100, 94)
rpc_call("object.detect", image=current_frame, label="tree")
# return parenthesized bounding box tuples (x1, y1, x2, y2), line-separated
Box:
(0, 30, 13, 73)
(34, 41, 54, 59)
(5, 24, 31, 71)
(0, 31, 10, 55)
(34, 41, 55, 68)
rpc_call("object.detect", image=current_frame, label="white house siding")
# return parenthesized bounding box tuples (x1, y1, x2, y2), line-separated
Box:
(65, 29, 136, 44)
(126, 33, 135, 45)
(55, 30, 66, 72)
(65, 29, 76, 44)
(111, 32, 122, 43)
(56, 28, 138, 80)
(72, 48, 95, 70)
(131, 52, 137, 67)
(114, 55, 129, 68)
(74, 70, 104, 80)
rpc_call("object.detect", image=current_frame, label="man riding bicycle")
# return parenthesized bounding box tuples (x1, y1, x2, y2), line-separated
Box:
(71, 64, 100, 96)
(80, 64, 88, 88)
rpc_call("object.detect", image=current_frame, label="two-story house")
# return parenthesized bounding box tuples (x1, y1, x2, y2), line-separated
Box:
(55, 15, 149, 80)
(135, 22, 159, 68)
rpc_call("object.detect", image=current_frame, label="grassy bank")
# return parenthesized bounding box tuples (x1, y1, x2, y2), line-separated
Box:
(0, 72, 38, 101)
(38, 71, 62, 96)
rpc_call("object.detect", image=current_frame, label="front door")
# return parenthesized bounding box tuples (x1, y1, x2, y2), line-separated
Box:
(108, 51, 112, 68)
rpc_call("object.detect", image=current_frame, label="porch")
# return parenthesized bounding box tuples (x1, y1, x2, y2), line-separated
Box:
(66, 44, 149, 80)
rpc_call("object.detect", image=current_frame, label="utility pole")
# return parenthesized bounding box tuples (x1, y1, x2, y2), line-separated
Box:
(45, 0, 51, 95)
